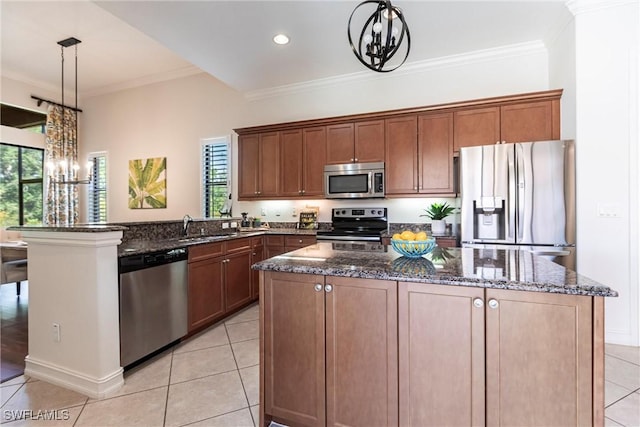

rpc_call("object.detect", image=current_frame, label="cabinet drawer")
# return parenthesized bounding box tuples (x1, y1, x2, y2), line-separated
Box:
(251, 236, 264, 248)
(189, 242, 224, 262)
(226, 237, 252, 254)
(265, 235, 285, 246)
(285, 235, 316, 248)
(435, 237, 457, 248)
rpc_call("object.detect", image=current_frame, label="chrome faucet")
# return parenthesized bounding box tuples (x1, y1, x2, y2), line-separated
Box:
(182, 214, 193, 237)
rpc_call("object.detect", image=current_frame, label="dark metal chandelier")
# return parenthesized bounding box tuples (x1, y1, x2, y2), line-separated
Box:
(348, 0, 411, 73)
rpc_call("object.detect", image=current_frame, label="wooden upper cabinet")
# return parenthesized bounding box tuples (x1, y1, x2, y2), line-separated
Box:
(385, 115, 418, 195)
(418, 112, 454, 194)
(354, 119, 385, 163)
(326, 123, 355, 164)
(238, 132, 279, 199)
(279, 129, 304, 197)
(259, 132, 280, 197)
(302, 126, 327, 196)
(238, 134, 260, 198)
(500, 99, 559, 143)
(453, 106, 500, 152)
(485, 289, 593, 426)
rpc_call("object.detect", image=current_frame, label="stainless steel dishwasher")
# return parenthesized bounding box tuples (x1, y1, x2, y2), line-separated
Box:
(118, 247, 188, 367)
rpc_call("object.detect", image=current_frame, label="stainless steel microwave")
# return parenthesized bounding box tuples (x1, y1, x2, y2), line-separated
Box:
(324, 162, 385, 199)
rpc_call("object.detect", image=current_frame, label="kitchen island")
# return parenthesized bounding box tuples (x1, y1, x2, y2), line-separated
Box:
(253, 243, 617, 427)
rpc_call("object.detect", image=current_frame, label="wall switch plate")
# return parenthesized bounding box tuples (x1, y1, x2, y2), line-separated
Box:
(222, 222, 230, 229)
(52, 323, 60, 342)
(261, 208, 267, 216)
(597, 203, 621, 218)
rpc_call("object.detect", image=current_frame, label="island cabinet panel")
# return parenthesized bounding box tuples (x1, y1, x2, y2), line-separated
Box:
(485, 289, 593, 427)
(264, 272, 326, 426)
(385, 115, 418, 195)
(303, 127, 327, 196)
(279, 129, 304, 197)
(453, 106, 501, 152)
(398, 283, 485, 427)
(418, 112, 454, 194)
(263, 272, 397, 427)
(326, 123, 355, 165)
(325, 276, 398, 427)
(354, 119, 385, 163)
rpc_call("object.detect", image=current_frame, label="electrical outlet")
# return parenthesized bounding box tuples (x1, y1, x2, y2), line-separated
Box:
(52, 323, 60, 342)
(222, 222, 230, 229)
(292, 208, 297, 216)
(275, 210, 281, 217)
(230, 221, 238, 228)
(261, 208, 267, 216)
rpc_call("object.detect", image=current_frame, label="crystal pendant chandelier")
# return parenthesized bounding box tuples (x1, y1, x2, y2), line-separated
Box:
(46, 37, 93, 185)
(348, 0, 411, 72)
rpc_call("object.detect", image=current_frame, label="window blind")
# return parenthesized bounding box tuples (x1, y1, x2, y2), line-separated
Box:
(88, 154, 107, 223)
(202, 141, 230, 218)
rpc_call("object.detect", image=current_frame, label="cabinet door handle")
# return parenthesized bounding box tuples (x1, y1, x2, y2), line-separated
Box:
(298, 239, 303, 243)
(301, 190, 305, 194)
(354, 158, 358, 162)
(324, 284, 333, 293)
(350, 158, 354, 162)
(488, 299, 499, 309)
(314, 284, 323, 292)
(473, 298, 484, 308)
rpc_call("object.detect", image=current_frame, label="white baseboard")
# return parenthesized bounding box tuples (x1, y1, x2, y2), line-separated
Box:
(25, 356, 123, 399)
(606, 329, 639, 347)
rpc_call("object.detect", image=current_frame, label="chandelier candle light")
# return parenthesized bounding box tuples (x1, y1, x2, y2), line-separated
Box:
(47, 37, 93, 185)
(348, 0, 411, 72)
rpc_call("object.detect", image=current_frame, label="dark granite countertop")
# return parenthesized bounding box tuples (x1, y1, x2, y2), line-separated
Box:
(118, 228, 318, 256)
(8, 224, 128, 232)
(252, 242, 617, 297)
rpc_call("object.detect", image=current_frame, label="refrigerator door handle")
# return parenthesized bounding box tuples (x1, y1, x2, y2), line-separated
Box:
(507, 146, 516, 240)
(516, 144, 526, 242)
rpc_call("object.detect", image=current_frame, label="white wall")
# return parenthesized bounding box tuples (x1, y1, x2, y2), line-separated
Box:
(548, 11, 577, 139)
(573, 1, 639, 346)
(80, 73, 247, 222)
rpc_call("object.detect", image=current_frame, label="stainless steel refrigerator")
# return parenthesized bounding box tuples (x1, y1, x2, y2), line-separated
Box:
(460, 140, 576, 270)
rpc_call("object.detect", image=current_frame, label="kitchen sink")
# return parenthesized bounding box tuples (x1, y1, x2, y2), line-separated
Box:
(177, 233, 238, 243)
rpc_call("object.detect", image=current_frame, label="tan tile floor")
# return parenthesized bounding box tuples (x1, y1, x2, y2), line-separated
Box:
(0, 302, 638, 426)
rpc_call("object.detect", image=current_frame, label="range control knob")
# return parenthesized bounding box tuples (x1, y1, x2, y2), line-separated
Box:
(371, 209, 375, 214)
(342, 210, 347, 214)
(377, 210, 383, 215)
(335, 211, 340, 215)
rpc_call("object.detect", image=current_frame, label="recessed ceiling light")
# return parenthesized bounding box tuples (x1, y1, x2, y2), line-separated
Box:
(273, 34, 290, 45)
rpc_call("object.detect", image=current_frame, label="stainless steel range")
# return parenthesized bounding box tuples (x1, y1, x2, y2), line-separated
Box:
(316, 207, 388, 243)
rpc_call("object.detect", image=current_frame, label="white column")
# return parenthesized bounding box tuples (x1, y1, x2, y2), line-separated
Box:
(22, 229, 124, 398)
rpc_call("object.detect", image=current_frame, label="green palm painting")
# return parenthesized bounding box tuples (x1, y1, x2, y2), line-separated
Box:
(128, 157, 167, 209)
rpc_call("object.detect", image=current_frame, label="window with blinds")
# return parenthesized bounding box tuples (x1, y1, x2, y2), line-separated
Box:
(88, 152, 107, 223)
(202, 138, 230, 218)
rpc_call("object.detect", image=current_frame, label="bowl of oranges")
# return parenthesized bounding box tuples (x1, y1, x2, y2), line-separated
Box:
(390, 230, 437, 258)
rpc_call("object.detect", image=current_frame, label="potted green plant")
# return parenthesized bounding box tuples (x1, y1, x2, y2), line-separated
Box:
(420, 202, 455, 234)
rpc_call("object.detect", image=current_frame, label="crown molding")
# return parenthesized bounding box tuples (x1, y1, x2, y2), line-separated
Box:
(82, 65, 203, 98)
(565, 0, 637, 16)
(244, 41, 547, 102)
(2, 65, 204, 101)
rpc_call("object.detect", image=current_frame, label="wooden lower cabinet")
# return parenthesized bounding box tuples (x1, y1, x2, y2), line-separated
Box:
(263, 272, 397, 427)
(188, 255, 225, 331)
(398, 283, 595, 427)
(187, 237, 256, 333)
(485, 289, 594, 426)
(399, 283, 485, 426)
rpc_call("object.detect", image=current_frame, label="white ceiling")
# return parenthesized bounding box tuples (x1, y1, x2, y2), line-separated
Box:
(1, 1, 572, 100)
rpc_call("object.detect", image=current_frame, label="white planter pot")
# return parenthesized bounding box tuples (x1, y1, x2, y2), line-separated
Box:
(431, 219, 446, 234)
